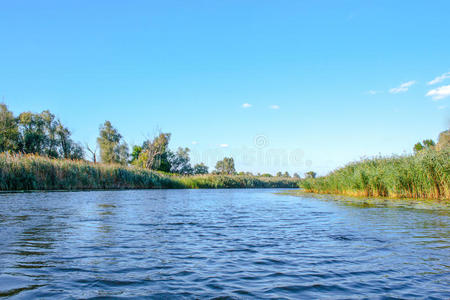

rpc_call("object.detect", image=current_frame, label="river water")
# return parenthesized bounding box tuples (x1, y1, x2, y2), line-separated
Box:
(0, 189, 449, 299)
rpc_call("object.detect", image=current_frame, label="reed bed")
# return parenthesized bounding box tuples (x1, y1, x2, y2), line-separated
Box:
(0, 153, 299, 191)
(300, 148, 450, 200)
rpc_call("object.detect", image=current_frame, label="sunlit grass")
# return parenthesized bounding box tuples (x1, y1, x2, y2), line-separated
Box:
(300, 149, 449, 200)
(0, 153, 299, 191)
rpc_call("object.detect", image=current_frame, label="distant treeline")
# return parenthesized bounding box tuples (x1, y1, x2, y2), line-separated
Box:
(0, 104, 298, 177)
(0, 154, 299, 191)
(301, 131, 450, 200)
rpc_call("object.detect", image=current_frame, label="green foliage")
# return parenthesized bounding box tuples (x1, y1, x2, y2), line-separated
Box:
(169, 147, 193, 175)
(0, 103, 19, 152)
(293, 173, 300, 179)
(193, 163, 209, 175)
(305, 171, 317, 179)
(0, 153, 299, 191)
(276, 172, 283, 177)
(1, 105, 83, 159)
(214, 157, 236, 175)
(300, 148, 450, 200)
(130, 145, 142, 164)
(135, 133, 171, 171)
(97, 121, 128, 165)
(414, 138, 436, 154)
(414, 142, 424, 154)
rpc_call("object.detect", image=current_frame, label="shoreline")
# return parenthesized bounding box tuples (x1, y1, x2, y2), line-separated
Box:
(280, 190, 450, 210)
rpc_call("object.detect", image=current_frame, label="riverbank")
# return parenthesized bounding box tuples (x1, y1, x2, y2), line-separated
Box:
(280, 190, 450, 210)
(0, 153, 299, 191)
(300, 148, 449, 200)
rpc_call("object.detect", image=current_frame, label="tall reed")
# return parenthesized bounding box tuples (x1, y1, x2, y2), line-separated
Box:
(0, 153, 299, 191)
(300, 148, 449, 200)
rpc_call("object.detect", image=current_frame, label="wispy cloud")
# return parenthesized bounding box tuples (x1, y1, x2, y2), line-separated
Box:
(428, 72, 450, 85)
(219, 144, 229, 148)
(367, 90, 380, 95)
(426, 85, 450, 101)
(192, 141, 198, 145)
(242, 103, 252, 108)
(438, 105, 447, 110)
(389, 81, 416, 94)
(269, 105, 280, 110)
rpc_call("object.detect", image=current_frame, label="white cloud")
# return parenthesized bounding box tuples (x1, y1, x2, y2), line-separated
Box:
(269, 105, 280, 109)
(428, 72, 450, 85)
(438, 105, 447, 110)
(367, 90, 379, 95)
(389, 81, 416, 94)
(192, 141, 198, 145)
(242, 103, 252, 108)
(219, 144, 229, 148)
(426, 85, 450, 100)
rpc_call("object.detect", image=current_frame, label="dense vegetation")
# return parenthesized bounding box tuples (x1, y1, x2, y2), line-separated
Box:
(301, 139, 449, 200)
(0, 153, 299, 191)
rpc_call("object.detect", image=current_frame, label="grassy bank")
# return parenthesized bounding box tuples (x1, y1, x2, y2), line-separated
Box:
(0, 153, 299, 191)
(300, 148, 449, 200)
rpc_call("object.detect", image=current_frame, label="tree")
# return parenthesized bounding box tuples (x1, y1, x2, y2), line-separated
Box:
(436, 130, 449, 151)
(97, 121, 128, 164)
(305, 171, 317, 179)
(214, 157, 236, 175)
(414, 139, 436, 154)
(193, 163, 209, 175)
(169, 147, 193, 175)
(293, 173, 300, 179)
(130, 145, 142, 164)
(413, 142, 424, 154)
(284, 171, 290, 178)
(40, 110, 59, 158)
(55, 120, 84, 160)
(276, 171, 283, 177)
(136, 133, 171, 171)
(18, 111, 47, 154)
(0, 103, 19, 152)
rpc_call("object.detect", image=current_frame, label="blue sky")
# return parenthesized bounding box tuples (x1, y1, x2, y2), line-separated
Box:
(1, 0, 449, 175)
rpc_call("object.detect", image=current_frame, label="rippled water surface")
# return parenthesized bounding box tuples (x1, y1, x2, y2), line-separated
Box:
(0, 189, 449, 299)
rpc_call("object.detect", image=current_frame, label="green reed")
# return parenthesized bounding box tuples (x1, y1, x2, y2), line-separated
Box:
(300, 148, 449, 200)
(0, 153, 299, 191)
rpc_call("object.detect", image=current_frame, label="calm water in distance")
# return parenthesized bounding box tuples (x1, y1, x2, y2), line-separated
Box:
(0, 189, 449, 299)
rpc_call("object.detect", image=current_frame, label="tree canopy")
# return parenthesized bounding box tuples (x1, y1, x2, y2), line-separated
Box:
(214, 157, 236, 175)
(97, 121, 129, 165)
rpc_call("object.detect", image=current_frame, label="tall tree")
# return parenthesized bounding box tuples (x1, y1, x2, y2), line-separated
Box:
(18, 112, 47, 154)
(40, 110, 59, 157)
(169, 147, 193, 175)
(56, 121, 84, 159)
(136, 133, 171, 171)
(0, 104, 19, 152)
(214, 157, 236, 175)
(97, 121, 128, 164)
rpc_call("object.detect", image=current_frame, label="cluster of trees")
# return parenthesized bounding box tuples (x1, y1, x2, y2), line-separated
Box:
(94, 120, 237, 175)
(0, 103, 320, 178)
(0, 104, 83, 159)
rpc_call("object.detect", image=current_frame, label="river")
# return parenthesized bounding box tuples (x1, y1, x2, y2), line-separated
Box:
(0, 189, 448, 299)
